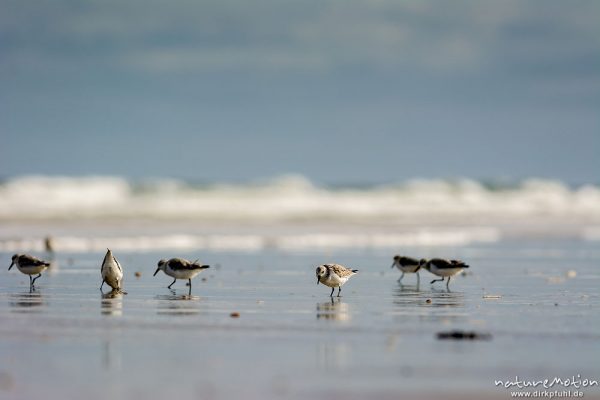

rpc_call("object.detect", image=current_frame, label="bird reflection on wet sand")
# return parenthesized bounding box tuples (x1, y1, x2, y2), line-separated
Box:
(316, 298, 350, 321)
(9, 291, 45, 313)
(156, 293, 201, 316)
(425, 288, 465, 308)
(101, 289, 123, 317)
(392, 283, 465, 322)
(393, 282, 464, 307)
(397, 281, 420, 292)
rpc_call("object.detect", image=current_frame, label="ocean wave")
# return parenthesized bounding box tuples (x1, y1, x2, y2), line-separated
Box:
(0, 175, 599, 221)
(0, 228, 500, 253)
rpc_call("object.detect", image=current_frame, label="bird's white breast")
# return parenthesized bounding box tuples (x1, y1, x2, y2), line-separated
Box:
(430, 265, 463, 277)
(320, 274, 348, 288)
(16, 263, 47, 276)
(165, 265, 202, 280)
(398, 264, 419, 273)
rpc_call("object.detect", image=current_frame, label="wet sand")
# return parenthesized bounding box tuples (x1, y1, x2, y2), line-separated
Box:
(1, 238, 599, 399)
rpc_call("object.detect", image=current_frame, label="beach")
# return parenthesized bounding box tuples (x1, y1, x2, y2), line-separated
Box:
(3, 0, 598, 396)
(1, 177, 599, 399)
(1, 217, 599, 399)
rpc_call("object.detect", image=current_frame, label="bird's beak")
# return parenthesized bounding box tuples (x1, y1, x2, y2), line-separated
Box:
(316, 276, 320, 285)
(390, 263, 395, 269)
(153, 268, 160, 276)
(8, 261, 14, 271)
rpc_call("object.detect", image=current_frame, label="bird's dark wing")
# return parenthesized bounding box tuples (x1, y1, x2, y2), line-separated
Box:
(451, 259, 469, 268)
(19, 255, 50, 267)
(399, 256, 420, 265)
(113, 257, 123, 273)
(431, 259, 458, 269)
(329, 264, 355, 278)
(168, 258, 191, 270)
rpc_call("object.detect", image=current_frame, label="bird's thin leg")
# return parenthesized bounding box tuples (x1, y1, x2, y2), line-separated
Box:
(330, 287, 334, 297)
(430, 277, 444, 284)
(31, 273, 42, 285)
(446, 277, 451, 288)
(337, 287, 341, 297)
(398, 272, 405, 283)
(168, 278, 177, 289)
(29, 275, 33, 288)
(416, 272, 420, 284)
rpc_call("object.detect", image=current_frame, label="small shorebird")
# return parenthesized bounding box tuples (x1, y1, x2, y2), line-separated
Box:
(154, 258, 210, 291)
(316, 264, 358, 297)
(44, 236, 55, 254)
(100, 249, 124, 292)
(422, 258, 469, 288)
(9, 254, 50, 290)
(391, 255, 426, 283)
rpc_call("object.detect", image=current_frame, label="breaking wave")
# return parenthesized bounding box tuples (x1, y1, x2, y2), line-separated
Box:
(0, 174, 599, 222)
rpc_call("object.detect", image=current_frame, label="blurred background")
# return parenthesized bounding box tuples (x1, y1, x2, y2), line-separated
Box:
(1, 0, 599, 185)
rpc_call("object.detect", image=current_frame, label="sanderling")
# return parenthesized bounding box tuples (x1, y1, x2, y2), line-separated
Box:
(154, 258, 210, 291)
(44, 236, 55, 254)
(316, 264, 358, 297)
(422, 258, 469, 288)
(391, 255, 426, 283)
(8, 254, 50, 290)
(100, 249, 124, 292)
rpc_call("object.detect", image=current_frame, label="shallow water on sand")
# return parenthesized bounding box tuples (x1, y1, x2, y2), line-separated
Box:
(0, 238, 599, 400)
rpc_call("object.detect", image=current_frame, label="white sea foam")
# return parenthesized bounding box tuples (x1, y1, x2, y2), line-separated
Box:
(0, 228, 500, 253)
(0, 175, 599, 221)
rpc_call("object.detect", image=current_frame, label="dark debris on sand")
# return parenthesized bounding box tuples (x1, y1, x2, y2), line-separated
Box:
(436, 330, 492, 340)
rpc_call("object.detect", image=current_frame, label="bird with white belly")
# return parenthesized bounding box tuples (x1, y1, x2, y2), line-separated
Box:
(100, 249, 124, 293)
(316, 264, 358, 297)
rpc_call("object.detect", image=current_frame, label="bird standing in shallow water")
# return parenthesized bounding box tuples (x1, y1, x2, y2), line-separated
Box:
(100, 249, 124, 292)
(391, 255, 426, 284)
(154, 258, 210, 293)
(316, 264, 358, 297)
(9, 254, 50, 290)
(422, 258, 469, 289)
(44, 236, 55, 255)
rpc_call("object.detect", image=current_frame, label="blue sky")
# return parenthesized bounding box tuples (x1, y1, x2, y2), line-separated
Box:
(2, 0, 599, 184)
